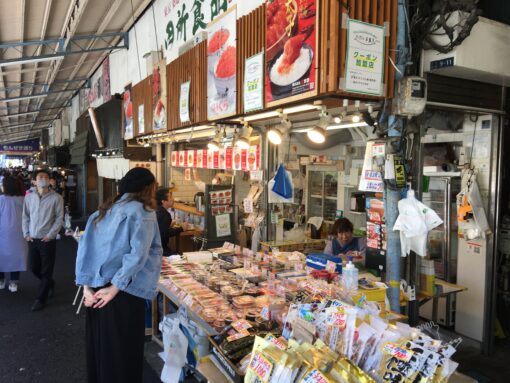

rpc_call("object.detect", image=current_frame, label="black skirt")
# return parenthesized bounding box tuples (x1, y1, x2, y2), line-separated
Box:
(85, 289, 146, 383)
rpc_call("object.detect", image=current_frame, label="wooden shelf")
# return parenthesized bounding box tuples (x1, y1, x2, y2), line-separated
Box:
(173, 202, 204, 216)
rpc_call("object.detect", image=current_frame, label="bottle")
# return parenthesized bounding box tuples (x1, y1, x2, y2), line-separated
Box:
(342, 256, 359, 292)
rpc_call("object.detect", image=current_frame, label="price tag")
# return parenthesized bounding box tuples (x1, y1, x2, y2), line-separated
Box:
(243, 198, 254, 213)
(227, 329, 251, 342)
(326, 260, 337, 274)
(277, 284, 286, 297)
(260, 306, 271, 321)
(183, 294, 194, 307)
(251, 264, 259, 274)
(244, 259, 252, 270)
(232, 319, 253, 332)
(294, 263, 304, 272)
(250, 170, 263, 181)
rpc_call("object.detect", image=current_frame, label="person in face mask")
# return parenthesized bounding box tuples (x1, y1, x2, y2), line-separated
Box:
(22, 169, 64, 311)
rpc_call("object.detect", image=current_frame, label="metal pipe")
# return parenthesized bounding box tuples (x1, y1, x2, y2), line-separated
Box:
(426, 101, 505, 115)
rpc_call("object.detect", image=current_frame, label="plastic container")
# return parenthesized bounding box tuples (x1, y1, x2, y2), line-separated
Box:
(342, 257, 359, 292)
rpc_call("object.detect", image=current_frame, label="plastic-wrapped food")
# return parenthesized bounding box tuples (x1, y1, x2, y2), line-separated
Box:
(351, 322, 378, 366)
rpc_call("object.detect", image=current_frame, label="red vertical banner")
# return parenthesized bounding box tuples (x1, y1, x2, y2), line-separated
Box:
(256, 145, 261, 170)
(225, 147, 233, 170)
(178, 151, 185, 167)
(171, 151, 178, 167)
(187, 150, 195, 168)
(213, 151, 219, 169)
(241, 149, 248, 171)
(194, 150, 199, 168)
(207, 150, 214, 169)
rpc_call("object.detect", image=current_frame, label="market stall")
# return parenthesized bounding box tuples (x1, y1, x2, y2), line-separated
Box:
(153, 245, 465, 383)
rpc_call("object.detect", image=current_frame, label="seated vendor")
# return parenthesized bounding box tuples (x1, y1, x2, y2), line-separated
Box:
(156, 187, 188, 256)
(324, 217, 366, 263)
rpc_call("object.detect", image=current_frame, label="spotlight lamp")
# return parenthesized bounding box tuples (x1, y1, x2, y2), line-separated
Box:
(208, 128, 222, 151)
(267, 127, 283, 145)
(307, 126, 326, 144)
(235, 124, 253, 150)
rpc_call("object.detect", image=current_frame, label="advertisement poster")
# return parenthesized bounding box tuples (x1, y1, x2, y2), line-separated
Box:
(153, 60, 167, 131)
(244, 52, 264, 112)
(180, 81, 191, 123)
(344, 19, 385, 96)
(171, 151, 178, 167)
(359, 141, 384, 192)
(102, 56, 111, 102)
(123, 84, 133, 140)
(265, 0, 318, 106)
(207, 5, 237, 120)
(138, 104, 145, 135)
(215, 214, 232, 237)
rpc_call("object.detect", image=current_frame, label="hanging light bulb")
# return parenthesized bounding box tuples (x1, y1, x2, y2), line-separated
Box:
(235, 124, 253, 150)
(267, 128, 282, 145)
(307, 126, 326, 143)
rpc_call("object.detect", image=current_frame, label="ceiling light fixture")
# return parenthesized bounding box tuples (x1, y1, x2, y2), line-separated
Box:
(207, 128, 222, 151)
(307, 127, 326, 143)
(267, 128, 283, 145)
(243, 111, 280, 122)
(235, 124, 253, 150)
(0, 55, 64, 68)
(283, 104, 320, 115)
(333, 116, 342, 124)
(352, 100, 361, 122)
(0, 94, 49, 103)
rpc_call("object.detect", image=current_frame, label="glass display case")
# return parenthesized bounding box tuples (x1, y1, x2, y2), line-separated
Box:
(306, 167, 339, 224)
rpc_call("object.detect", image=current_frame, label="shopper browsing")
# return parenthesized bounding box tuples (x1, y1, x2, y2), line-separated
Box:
(155, 187, 187, 256)
(0, 176, 28, 292)
(22, 169, 64, 311)
(75, 167, 163, 383)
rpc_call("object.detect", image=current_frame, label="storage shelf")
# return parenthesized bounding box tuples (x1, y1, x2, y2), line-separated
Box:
(173, 202, 204, 216)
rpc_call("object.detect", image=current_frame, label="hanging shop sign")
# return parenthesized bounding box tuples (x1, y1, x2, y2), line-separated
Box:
(265, 0, 318, 107)
(172, 145, 260, 171)
(344, 19, 385, 96)
(153, 59, 168, 131)
(138, 104, 145, 134)
(157, 0, 264, 63)
(359, 141, 384, 192)
(0, 138, 40, 153)
(207, 5, 237, 120)
(244, 51, 264, 112)
(80, 57, 111, 112)
(179, 80, 191, 123)
(123, 84, 134, 140)
(102, 56, 111, 102)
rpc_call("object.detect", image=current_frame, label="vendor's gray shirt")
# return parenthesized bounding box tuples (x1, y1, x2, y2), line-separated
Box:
(22, 190, 64, 239)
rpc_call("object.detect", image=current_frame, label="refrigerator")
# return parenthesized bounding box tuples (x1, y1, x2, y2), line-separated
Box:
(420, 175, 461, 327)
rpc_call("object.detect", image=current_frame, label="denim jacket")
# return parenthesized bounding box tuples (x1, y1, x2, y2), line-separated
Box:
(75, 194, 163, 300)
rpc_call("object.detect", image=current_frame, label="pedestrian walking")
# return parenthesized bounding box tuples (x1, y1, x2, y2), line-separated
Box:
(22, 168, 64, 311)
(75, 167, 162, 383)
(0, 176, 28, 292)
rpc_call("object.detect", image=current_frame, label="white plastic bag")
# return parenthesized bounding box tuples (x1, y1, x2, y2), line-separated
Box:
(393, 190, 443, 257)
(159, 316, 188, 383)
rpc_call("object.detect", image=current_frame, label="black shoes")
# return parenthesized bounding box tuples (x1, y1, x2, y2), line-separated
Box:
(31, 300, 45, 312)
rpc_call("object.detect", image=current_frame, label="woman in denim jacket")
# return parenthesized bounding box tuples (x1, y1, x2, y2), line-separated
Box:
(75, 167, 162, 383)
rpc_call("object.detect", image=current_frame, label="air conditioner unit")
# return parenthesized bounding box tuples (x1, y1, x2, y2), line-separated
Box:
(422, 13, 510, 86)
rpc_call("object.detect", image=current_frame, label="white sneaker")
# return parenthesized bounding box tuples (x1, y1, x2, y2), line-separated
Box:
(8, 281, 18, 293)
(0, 279, 5, 289)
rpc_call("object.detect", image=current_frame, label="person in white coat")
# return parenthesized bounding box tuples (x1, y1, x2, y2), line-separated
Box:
(0, 176, 28, 292)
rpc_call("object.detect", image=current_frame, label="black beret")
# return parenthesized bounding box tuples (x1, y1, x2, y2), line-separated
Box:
(119, 167, 155, 194)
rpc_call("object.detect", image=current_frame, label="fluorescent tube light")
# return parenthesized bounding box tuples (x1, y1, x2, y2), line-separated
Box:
(326, 122, 370, 130)
(0, 55, 64, 68)
(243, 111, 280, 122)
(0, 111, 39, 118)
(1, 94, 49, 103)
(283, 104, 320, 114)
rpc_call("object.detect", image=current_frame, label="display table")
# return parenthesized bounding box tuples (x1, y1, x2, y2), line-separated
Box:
(417, 279, 467, 324)
(151, 280, 218, 348)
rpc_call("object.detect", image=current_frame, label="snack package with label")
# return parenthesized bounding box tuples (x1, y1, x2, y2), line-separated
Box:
(351, 322, 378, 366)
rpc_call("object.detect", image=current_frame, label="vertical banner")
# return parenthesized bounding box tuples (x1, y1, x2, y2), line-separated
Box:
(180, 80, 191, 123)
(102, 56, 111, 102)
(138, 104, 145, 135)
(207, 6, 237, 120)
(244, 52, 264, 112)
(171, 151, 178, 167)
(233, 146, 242, 170)
(187, 150, 195, 167)
(343, 19, 385, 96)
(123, 84, 133, 140)
(153, 60, 167, 131)
(265, 0, 318, 106)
